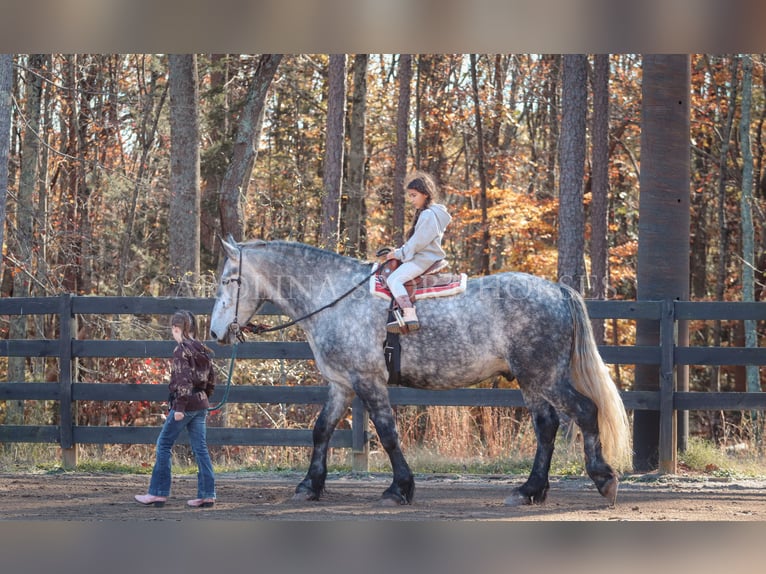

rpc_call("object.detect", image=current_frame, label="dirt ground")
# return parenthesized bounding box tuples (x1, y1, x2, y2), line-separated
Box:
(1, 470, 765, 521)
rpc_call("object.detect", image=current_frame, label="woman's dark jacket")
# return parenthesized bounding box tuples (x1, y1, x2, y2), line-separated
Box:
(168, 339, 216, 413)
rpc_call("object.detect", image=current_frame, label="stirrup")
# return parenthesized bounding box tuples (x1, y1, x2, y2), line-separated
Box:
(405, 318, 420, 332)
(386, 309, 406, 333)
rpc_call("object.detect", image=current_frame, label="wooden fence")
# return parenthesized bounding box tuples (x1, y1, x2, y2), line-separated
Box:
(1, 295, 766, 472)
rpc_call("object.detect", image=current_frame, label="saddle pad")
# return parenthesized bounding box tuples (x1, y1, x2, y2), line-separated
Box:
(370, 263, 467, 301)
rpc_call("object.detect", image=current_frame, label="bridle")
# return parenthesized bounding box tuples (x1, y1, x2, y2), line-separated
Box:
(224, 248, 394, 338)
(214, 248, 392, 414)
(224, 247, 246, 342)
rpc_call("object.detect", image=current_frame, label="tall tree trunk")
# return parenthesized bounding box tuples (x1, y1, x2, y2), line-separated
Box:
(345, 54, 368, 257)
(7, 54, 45, 423)
(543, 55, 560, 198)
(219, 54, 282, 241)
(0, 54, 12, 283)
(58, 55, 89, 294)
(590, 54, 610, 344)
(320, 54, 346, 250)
(201, 54, 230, 270)
(739, 55, 760, 400)
(76, 57, 97, 296)
(711, 58, 738, 436)
(168, 54, 201, 296)
(634, 55, 691, 471)
(393, 54, 412, 246)
(469, 54, 490, 275)
(557, 54, 587, 292)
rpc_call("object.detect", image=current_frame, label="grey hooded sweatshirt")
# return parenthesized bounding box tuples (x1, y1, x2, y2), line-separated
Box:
(394, 203, 452, 269)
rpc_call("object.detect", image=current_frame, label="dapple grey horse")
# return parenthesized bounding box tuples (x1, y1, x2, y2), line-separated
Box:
(209, 237, 631, 506)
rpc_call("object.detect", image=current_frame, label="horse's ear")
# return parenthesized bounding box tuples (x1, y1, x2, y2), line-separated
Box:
(219, 234, 240, 261)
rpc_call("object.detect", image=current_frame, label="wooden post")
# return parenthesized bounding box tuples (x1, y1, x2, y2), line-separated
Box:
(351, 396, 369, 472)
(658, 299, 677, 473)
(58, 293, 77, 469)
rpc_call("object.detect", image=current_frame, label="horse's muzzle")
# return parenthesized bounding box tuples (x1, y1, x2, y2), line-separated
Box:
(210, 327, 234, 344)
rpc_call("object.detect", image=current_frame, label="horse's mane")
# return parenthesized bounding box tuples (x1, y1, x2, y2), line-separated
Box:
(240, 240, 371, 273)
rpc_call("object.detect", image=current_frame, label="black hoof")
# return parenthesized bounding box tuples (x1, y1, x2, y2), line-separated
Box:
(504, 483, 549, 506)
(381, 481, 415, 505)
(598, 477, 619, 506)
(294, 479, 322, 501)
(504, 491, 532, 506)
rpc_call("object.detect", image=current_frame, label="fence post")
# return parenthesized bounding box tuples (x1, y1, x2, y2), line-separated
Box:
(58, 293, 76, 469)
(658, 298, 677, 473)
(351, 396, 369, 471)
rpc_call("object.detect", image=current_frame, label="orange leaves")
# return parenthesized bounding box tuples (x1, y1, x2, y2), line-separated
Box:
(450, 185, 559, 278)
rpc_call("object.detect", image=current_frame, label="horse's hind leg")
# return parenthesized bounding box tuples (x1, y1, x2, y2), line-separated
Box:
(505, 400, 559, 506)
(354, 379, 414, 505)
(557, 386, 619, 505)
(294, 383, 353, 501)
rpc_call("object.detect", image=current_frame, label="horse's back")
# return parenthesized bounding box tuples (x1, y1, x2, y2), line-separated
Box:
(393, 271, 575, 387)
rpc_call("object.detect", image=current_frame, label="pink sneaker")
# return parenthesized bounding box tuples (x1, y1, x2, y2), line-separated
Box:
(134, 494, 167, 507)
(187, 498, 215, 508)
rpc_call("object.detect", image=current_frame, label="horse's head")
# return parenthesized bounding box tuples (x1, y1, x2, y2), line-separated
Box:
(209, 235, 265, 343)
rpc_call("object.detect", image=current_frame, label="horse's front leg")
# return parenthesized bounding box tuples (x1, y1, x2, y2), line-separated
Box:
(294, 383, 353, 501)
(354, 379, 414, 505)
(505, 400, 559, 506)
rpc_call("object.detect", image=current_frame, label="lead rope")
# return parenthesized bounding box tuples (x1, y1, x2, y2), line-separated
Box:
(207, 334, 238, 412)
(208, 250, 245, 412)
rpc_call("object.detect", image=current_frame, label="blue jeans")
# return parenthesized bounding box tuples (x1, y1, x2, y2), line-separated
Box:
(148, 409, 216, 499)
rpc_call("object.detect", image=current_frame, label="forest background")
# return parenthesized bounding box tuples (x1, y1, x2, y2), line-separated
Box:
(0, 54, 765, 471)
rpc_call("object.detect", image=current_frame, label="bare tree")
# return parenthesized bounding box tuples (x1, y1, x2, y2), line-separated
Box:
(469, 54, 490, 275)
(344, 54, 368, 257)
(557, 54, 587, 292)
(7, 54, 45, 423)
(0, 54, 12, 282)
(740, 54, 759, 399)
(219, 54, 282, 241)
(168, 54, 201, 296)
(320, 54, 346, 250)
(590, 54, 610, 343)
(117, 58, 168, 295)
(393, 54, 412, 246)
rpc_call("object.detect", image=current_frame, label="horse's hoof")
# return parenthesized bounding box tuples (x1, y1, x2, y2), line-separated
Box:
(505, 489, 533, 506)
(600, 477, 619, 506)
(380, 481, 414, 505)
(293, 484, 320, 501)
(292, 491, 315, 501)
(504, 492, 532, 506)
(380, 492, 411, 506)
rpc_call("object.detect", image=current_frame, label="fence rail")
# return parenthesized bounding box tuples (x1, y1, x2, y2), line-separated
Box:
(1, 295, 766, 471)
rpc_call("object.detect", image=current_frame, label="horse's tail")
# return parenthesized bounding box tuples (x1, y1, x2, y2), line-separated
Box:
(564, 285, 632, 471)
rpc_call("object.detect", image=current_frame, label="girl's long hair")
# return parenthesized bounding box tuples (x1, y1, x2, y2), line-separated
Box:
(404, 171, 438, 240)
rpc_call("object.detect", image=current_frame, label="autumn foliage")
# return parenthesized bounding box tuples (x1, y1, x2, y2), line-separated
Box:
(2, 54, 766, 459)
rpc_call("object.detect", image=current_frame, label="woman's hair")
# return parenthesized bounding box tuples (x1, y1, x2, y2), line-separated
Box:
(404, 171, 440, 239)
(171, 310, 197, 339)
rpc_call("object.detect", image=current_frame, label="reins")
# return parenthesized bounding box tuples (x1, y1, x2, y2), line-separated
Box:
(240, 258, 393, 336)
(210, 251, 393, 412)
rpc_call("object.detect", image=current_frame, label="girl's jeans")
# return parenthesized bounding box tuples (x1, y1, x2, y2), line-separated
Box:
(148, 409, 216, 499)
